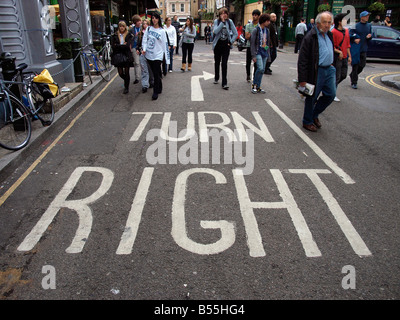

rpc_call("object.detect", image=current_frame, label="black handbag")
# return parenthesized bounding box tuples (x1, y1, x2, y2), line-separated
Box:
(111, 52, 128, 67)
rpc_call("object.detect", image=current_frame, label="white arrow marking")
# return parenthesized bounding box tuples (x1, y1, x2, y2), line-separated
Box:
(191, 71, 214, 102)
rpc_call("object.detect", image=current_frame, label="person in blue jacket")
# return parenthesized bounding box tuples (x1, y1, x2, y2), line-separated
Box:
(349, 11, 372, 89)
(212, 7, 238, 90)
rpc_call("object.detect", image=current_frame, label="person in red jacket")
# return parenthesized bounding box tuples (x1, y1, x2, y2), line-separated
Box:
(332, 13, 352, 102)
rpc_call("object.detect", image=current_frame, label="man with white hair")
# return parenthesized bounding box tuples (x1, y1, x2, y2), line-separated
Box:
(297, 11, 336, 132)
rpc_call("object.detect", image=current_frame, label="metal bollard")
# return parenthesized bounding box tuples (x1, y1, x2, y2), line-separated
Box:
(71, 38, 84, 82)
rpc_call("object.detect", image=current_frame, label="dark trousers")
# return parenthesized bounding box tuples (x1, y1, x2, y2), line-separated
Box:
(265, 47, 277, 72)
(117, 67, 130, 89)
(176, 35, 181, 54)
(182, 42, 194, 64)
(246, 47, 255, 78)
(147, 59, 162, 96)
(295, 34, 304, 53)
(335, 57, 349, 86)
(350, 52, 367, 85)
(214, 41, 230, 86)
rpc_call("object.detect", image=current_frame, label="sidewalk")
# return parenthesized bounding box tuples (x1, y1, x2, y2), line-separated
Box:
(0, 69, 116, 181)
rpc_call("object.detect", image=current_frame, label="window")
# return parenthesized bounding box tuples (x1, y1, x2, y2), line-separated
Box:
(172, 3, 175, 12)
(181, 4, 184, 12)
(376, 28, 399, 40)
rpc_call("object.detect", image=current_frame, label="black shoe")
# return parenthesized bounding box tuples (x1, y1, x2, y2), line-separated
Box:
(152, 94, 158, 100)
(142, 87, 147, 93)
(133, 79, 139, 84)
(264, 69, 272, 75)
(246, 76, 251, 82)
(123, 88, 129, 94)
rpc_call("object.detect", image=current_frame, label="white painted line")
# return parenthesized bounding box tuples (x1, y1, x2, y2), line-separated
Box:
(265, 99, 355, 184)
(116, 167, 154, 255)
(289, 169, 371, 257)
(191, 71, 214, 101)
(233, 169, 322, 257)
(18, 167, 114, 253)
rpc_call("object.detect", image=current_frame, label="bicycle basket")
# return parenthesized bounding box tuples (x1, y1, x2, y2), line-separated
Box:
(33, 69, 59, 99)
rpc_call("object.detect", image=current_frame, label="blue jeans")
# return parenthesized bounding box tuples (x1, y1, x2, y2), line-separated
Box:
(253, 54, 267, 87)
(303, 65, 336, 125)
(140, 54, 153, 88)
(168, 47, 174, 71)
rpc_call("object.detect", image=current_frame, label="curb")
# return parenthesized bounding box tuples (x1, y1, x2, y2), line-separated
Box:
(380, 74, 400, 90)
(0, 69, 116, 181)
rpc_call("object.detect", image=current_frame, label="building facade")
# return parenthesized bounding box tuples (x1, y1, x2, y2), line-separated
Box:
(0, 0, 158, 87)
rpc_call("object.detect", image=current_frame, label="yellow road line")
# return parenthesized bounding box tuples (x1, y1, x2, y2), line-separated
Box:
(0, 74, 118, 207)
(365, 72, 400, 97)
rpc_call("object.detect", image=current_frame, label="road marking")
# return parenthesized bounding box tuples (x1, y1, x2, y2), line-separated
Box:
(233, 169, 322, 258)
(171, 168, 235, 255)
(365, 72, 400, 97)
(18, 167, 114, 253)
(265, 99, 355, 184)
(0, 74, 118, 207)
(116, 167, 154, 255)
(289, 169, 371, 257)
(191, 71, 214, 101)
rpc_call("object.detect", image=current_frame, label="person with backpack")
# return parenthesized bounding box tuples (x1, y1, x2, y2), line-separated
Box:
(212, 7, 238, 90)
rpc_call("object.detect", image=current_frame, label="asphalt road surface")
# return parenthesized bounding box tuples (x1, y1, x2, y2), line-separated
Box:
(0, 42, 399, 304)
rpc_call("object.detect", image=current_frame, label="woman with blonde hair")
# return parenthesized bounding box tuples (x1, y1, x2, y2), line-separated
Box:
(111, 21, 134, 94)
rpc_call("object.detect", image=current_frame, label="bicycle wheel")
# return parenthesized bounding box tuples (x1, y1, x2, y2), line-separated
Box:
(103, 54, 111, 72)
(97, 58, 111, 82)
(83, 54, 93, 84)
(0, 94, 32, 151)
(30, 83, 55, 126)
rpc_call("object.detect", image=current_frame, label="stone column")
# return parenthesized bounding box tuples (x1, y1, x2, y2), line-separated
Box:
(58, 0, 93, 47)
(0, 0, 64, 86)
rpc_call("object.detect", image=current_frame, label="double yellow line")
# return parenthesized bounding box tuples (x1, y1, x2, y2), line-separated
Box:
(365, 72, 400, 97)
(0, 74, 118, 207)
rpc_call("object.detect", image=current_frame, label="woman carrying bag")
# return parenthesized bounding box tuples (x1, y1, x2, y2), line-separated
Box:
(111, 21, 134, 94)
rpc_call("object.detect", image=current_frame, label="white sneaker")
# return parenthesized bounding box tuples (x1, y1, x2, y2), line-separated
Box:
(334, 96, 340, 102)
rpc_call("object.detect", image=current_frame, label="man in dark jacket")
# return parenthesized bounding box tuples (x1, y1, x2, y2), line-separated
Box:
(264, 13, 278, 75)
(297, 11, 336, 132)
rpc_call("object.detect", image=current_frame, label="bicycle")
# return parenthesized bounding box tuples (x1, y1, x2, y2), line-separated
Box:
(99, 34, 112, 72)
(80, 44, 111, 83)
(0, 79, 32, 151)
(9, 63, 55, 127)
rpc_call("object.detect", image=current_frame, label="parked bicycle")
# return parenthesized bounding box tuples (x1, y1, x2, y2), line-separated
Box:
(10, 63, 55, 126)
(99, 34, 112, 72)
(80, 44, 111, 83)
(0, 58, 58, 150)
(0, 79, 32, 151)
